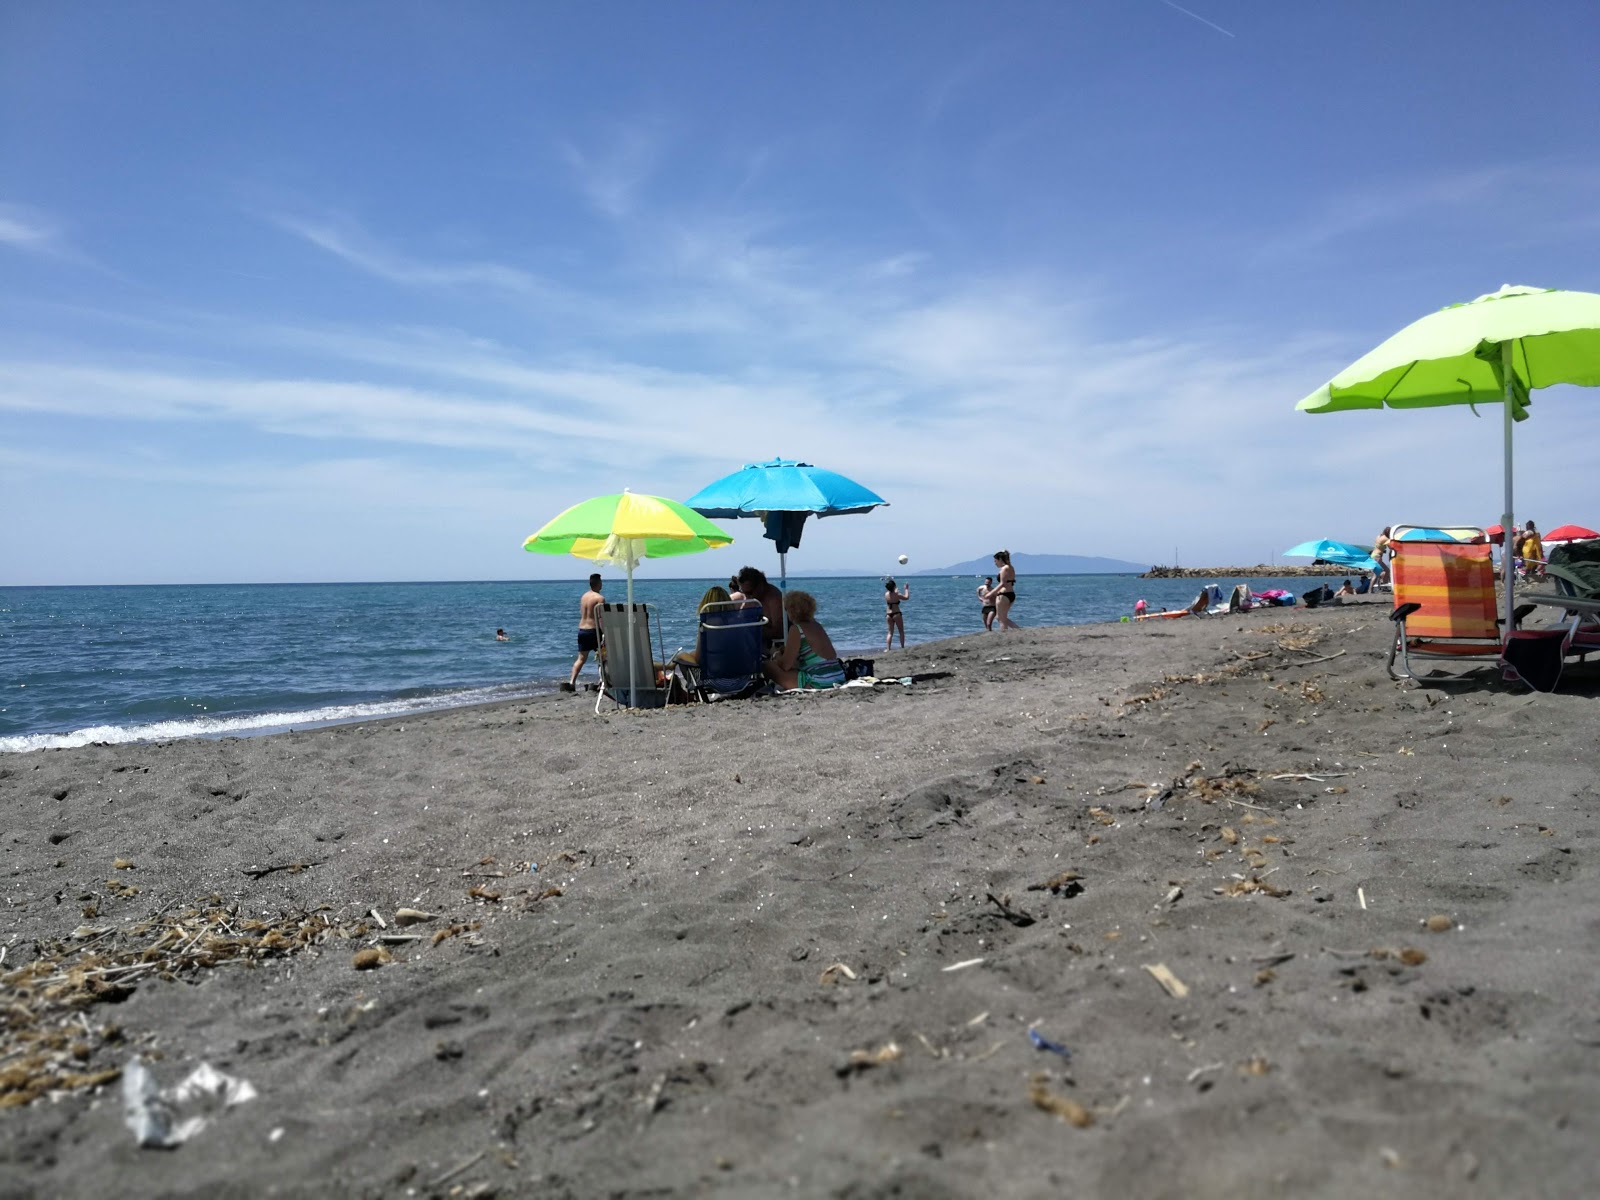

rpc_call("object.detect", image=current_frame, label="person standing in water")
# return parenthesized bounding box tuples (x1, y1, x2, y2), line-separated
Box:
(884, 577, 910, 649)
(977, 576, 997, 631)
(992, 549, 1020, 630)
(562, 573, 604, 692)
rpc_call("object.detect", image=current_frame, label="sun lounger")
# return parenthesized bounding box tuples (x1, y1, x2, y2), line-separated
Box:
(1386, 526, 1507, 682)
(596, 602, 666, 712)
(675, 600, 766, 702)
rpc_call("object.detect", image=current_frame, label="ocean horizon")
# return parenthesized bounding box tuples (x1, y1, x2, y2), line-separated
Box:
(0, 572, 1320, 752)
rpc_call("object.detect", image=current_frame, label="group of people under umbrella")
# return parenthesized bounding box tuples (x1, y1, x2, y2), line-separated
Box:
(522, 459, 889, 705)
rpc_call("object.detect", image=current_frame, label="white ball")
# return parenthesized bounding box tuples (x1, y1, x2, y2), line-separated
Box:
(897, 554, 909, 565)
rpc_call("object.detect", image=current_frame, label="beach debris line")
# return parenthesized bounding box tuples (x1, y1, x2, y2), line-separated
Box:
(1027, 1028, 1072, 1057)
(122, 1057, 258, 1148)
(1027, 1074, 1094, 1127)
(985, 892, 1036, 927)
(1026, 870, 1084, 897)
(241, 860, 323, 879)
(818, 962, 857, 985)
(1142, 962, 1189, 998)
(838, 1041, 903, 1076)
(0, 899, 362, 1108)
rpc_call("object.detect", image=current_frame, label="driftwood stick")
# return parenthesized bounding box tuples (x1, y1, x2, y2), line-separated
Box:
(1278, 650, 1348, 668)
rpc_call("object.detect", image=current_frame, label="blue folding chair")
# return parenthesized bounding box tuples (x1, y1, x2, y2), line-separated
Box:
(684, 600, 766, 702)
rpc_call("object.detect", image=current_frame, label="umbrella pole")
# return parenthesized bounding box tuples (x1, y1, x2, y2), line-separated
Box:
(1500, 341, 1515, 635)
(626, 558, 640, 708)
(778, 550, 789, 640)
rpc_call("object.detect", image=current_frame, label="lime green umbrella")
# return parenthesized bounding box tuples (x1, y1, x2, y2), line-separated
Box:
(1298, 285, 1600, 630)
(525, 491, 734, 705)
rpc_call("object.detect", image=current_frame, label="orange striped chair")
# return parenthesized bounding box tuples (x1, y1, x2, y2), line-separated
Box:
(1386, 527, 1505, 681)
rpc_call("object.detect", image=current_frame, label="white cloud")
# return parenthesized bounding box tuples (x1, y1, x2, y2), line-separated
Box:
(268, 214, 566, 302)
(560, 116, 673, 218)
(0, 203, 67, 256)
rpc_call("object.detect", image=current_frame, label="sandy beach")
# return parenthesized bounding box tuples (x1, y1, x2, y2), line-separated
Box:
(4, 604, 1599, 1198)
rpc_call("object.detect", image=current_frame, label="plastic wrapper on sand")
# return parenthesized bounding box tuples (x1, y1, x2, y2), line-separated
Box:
(122, 1057, 258, 1148)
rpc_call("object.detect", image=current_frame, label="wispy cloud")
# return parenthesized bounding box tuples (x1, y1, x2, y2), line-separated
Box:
(1250, 167, 1514, 263)
(0, 203, 71, 258)
(560, 116, 673, 219)
(1159, 1, 1235, 39)
(268, 213, 565, 301)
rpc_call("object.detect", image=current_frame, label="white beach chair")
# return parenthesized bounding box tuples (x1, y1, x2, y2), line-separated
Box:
(596, 603, 667, 712)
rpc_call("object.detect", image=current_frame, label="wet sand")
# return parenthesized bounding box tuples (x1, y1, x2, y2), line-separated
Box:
(4, 605, 1599, 1198)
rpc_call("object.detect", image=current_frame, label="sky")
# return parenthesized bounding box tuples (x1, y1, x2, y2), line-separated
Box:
(3, 0, 1600, 585)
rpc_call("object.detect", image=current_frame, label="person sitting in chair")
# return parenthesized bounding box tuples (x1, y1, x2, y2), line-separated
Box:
(764, 590, 846, 690)
(737, 566, 786, 652)
(673, 587, 733, 668)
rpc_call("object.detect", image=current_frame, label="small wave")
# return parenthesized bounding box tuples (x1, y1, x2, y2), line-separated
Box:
(0, 681, 552, 754)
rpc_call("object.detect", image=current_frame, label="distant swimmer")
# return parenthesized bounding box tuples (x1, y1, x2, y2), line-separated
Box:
(496, 628, 509, 641)
(562, 573, 604, 692)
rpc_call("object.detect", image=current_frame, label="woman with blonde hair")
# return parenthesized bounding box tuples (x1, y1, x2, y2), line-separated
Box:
(764, 590, 846, 690)
(992, 549, 1020, 630)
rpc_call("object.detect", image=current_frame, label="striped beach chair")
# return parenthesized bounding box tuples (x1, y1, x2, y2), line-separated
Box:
(1386, 526, 1505, 681)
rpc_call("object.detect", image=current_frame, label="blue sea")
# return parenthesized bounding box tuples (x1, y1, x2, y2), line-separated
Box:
(0, 573, 1320, 752)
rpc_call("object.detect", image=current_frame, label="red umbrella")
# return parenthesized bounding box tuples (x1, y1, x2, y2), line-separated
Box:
(1544, 524, 1599, 543)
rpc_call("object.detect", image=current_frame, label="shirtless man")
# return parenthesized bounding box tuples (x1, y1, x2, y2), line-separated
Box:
(563, 574, 604, 692)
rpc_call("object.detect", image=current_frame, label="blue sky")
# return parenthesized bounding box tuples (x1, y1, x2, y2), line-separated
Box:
(4, 0, 1599, 584)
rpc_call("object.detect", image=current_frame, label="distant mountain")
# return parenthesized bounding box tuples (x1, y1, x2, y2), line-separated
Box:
(914, 552, 1150, 576)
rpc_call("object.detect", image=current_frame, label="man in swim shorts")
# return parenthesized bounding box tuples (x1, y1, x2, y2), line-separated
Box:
(564, 573, 604, 692)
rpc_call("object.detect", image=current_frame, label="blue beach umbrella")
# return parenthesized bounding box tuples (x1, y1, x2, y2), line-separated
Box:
(1283, 539, 1381, 571)
(1392, 527, 1468, 542)
(685, 458, 889, 592)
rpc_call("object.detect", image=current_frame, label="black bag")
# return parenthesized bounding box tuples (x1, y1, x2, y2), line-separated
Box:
(842, 658, 875, 681)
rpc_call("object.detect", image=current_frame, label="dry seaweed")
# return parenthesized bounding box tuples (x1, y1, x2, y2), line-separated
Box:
(0, 900, 359, 1108)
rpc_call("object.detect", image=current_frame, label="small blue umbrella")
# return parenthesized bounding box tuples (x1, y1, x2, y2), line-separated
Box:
(1392, 527, 1468, 542)
(1282, 538, 1380, 571)
(685, 458, 888, 592)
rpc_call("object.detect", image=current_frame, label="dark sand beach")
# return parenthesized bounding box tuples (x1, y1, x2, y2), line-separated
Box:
(4, 605, 1599, 1198)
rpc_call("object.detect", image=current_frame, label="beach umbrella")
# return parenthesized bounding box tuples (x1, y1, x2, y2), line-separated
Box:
(1282, 538, 1380, 571)
(1298, 284, 1600, 630)
(685, 457, 888, 602)
(1544, 524, 1599, 544)
(524, 491, 733, 705)
(1392, 527, 1469, 542)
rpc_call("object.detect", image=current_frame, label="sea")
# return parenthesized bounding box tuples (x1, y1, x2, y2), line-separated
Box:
(0, 573, 1321, 753)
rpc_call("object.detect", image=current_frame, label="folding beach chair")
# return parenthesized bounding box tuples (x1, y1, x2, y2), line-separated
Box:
(596, 602, 666, 712)
(1387, 526, 1508, 682)
(675, 600, 767, 702)
(1513, 539, 1600, 683)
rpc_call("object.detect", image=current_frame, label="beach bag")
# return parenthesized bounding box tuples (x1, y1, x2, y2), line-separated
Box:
(843, 657, 875, 681)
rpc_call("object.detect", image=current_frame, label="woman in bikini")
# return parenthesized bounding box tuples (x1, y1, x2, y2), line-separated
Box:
(992, 549, 1020, 630)
(765, 590, 847, 690)
(883, 577, 910, 649)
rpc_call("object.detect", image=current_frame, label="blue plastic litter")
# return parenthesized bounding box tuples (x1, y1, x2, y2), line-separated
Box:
(1028, 1028, 1072, 1057)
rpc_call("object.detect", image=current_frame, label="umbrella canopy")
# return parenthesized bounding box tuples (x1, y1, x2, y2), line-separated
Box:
(1544, 524, 1599, 544)
(1297, 285, 1600, 629)
(524, 491, 733, 569)
(1282, 539, 1381, 570)
(524, 492, 733, 705)
(685, 458, 888, 556)
(1392, 527, 1469, 543)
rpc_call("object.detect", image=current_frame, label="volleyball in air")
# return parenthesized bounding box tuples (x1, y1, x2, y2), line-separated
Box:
(897, 554, 909, 565)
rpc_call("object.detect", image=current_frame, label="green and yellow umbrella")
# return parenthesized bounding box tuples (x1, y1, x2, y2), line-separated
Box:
(524, 490, 733, 569)
(524, 491, 734, 703)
